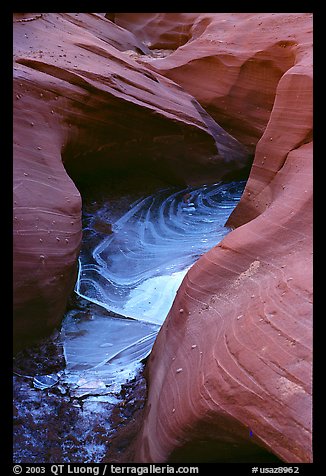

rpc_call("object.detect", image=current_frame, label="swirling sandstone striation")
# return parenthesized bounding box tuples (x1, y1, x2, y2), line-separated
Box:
(112, 13, 311, 154)
(13, 13, 249, 351)
(126, 14, 312, 462)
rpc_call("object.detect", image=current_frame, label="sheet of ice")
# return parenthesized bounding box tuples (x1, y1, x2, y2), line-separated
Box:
(61, 311, 159, 396)
(121, 270, 189, 323)
(61, 181, 245, 395)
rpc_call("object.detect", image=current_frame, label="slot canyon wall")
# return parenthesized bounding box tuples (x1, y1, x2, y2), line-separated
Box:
(13, 12, 249, 351)
(112, 13, 312, 463)
(13, 13, 312, 462)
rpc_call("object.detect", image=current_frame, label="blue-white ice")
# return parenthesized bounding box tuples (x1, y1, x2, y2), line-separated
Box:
(61, 181, 245, 396)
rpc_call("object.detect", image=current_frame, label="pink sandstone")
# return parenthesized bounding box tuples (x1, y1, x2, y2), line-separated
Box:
(13, 13, 248, 351)
(110, 13, 312, 463)
(13, 12, 312, 463)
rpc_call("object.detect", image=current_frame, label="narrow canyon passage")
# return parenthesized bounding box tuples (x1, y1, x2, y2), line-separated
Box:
(13, 178, 246, 462)
(13, 12, 312, 465)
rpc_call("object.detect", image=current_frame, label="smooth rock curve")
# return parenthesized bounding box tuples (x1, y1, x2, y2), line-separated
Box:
(128, 13, 313, 463)
(13, 13, 249, 351)
(113, 13, 312, 154)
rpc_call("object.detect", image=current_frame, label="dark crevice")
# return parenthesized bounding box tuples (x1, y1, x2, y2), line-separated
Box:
(168, 437, 283, 463)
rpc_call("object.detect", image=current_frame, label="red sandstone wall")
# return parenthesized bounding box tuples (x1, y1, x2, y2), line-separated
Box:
(115, 13, 312, 463)
(13, 13, 312, 463)
(13, 13, 248, 350)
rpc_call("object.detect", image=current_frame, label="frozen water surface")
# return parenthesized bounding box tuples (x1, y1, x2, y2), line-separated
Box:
(61, 181, 245, 396)
(13, 180, 245, 463)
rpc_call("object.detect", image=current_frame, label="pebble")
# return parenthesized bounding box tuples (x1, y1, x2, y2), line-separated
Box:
(176, 368, 183, 374)
(191, 345, 197, 349)
(179, 308, 184, 314)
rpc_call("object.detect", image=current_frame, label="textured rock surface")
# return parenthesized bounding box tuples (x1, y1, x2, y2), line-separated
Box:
(124, 13, 313, 463)
(113, 13, 312, 154)
(13, 13, 249, 351)
(13, 12, 312, 463)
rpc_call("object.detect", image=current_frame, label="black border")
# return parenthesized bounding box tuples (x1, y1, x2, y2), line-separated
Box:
(8, 5, 321, 473)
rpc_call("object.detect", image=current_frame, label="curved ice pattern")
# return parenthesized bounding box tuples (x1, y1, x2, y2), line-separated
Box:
(76, 181, 245, 324)
(62, 181, 245, 395)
